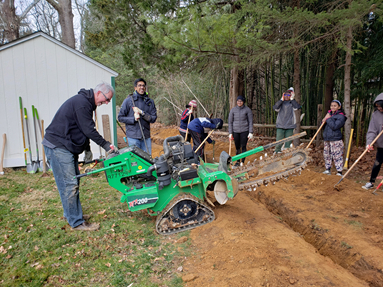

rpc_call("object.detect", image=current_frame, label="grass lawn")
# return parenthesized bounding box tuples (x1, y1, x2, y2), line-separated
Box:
(0, 169, 189, 286)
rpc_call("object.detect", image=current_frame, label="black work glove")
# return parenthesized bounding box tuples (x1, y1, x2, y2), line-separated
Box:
(215, 123, 221, 129)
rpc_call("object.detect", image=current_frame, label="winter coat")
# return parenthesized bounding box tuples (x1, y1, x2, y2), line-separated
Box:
(228, 105, 253, 134)
(322, 110, 346, 141)
(44, 89, 111, 154)
(188, 117, 219, 144)
(273, 99, 301, 129)
(118, 91, 157, 139)
(367, 93, 383, 148)
(179, 108, 194, 132)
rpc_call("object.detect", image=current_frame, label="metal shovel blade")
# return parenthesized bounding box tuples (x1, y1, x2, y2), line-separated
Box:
(26, 160, 38, 174)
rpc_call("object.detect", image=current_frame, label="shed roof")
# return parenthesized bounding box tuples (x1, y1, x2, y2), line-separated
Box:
(0, 31, 118, 76)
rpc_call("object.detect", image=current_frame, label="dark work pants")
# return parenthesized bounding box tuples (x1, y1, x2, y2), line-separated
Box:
(190, 130, 205, 160)
(369, 147, 383, 183)
(179, 130, 192, 143)
(233, 131, 249, 163)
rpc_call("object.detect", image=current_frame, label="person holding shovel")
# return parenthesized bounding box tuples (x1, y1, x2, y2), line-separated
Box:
(188, 117, 223, 159)
(179, 100, 198, 142)
(362, 93, 383, 190)
(273, 88, 301, 154)
(322, 100, 347, 176)
(43, 82, 116, 231)
(118, 78, 157, 155)
(228, 95, 254, 167)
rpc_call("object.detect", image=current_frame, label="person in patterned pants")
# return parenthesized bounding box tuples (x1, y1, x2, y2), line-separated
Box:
(322, 100, 347, 176)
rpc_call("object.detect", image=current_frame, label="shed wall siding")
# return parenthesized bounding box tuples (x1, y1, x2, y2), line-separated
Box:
(0, 36, 117, 168)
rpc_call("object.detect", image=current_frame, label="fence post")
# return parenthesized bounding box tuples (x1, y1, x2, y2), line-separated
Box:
(316, 104, 323, 147)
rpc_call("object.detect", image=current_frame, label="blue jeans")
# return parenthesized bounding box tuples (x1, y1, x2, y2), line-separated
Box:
(44, 146, 84, 228)
(127, 137, 152, 155)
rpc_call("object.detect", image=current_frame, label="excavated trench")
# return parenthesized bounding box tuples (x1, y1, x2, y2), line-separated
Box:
(245, 187, 383, 287)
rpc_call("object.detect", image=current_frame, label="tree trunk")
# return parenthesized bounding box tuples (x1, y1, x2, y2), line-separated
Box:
(343, 25, 353, 151)
(46, 0, 75, 48)
(293, 48, 301, 146)
(230, 65, 239, 110)
(325, 48, 337, 112)
(2, 0, 19, 42)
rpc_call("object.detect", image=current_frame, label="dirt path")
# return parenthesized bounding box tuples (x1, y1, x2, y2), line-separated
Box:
(117, 123, 383, 286)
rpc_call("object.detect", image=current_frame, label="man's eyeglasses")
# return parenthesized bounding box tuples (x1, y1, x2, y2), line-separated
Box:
(283, 93, 291, 97)
(101, 91, 111, 103)
(137, 84, 146, 88)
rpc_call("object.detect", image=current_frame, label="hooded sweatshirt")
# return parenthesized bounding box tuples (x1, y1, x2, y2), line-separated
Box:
(367, 93, 383, 148)
(322, 110, 347, 141)
(188, 118, 223, 144)
(273, 99, 301, 129)
(44, 89, 111, 154)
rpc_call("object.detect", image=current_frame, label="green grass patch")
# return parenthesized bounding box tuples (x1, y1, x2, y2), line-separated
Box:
(344, 219, 363, 229)
(0, 170, 190, 286)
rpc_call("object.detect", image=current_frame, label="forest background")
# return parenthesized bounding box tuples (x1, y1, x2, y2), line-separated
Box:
(2, 0, 383, 149)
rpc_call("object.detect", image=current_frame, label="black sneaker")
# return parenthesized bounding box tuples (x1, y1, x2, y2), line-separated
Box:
(234, 162, 240, 167)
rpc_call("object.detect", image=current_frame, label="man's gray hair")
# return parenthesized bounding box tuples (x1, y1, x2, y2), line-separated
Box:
(94, 82, 115, 97)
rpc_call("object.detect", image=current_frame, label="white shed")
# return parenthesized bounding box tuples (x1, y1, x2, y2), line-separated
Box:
(0, 31, 119, 168)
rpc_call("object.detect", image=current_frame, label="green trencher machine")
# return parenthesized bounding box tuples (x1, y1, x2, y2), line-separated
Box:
(77, 133, 309, 234)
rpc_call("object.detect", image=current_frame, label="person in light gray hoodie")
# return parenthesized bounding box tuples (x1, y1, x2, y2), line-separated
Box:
(362, 93, 383, 190)
(228, 95, 253, 166)
(273, 88, 301, 153)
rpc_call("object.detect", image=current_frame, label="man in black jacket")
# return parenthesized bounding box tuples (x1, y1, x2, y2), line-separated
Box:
(43, 82, 115, 231)
(118, 78, 157, 155)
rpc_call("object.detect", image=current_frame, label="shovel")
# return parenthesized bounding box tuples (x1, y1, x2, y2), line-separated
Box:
(34, 107, 51, 171)
(24, 108, 38, 174)
(372, 178, 383, 196)
(32, 106, 44, 171)
(335, 128, 383, 189)
(306, 121, 325, 150)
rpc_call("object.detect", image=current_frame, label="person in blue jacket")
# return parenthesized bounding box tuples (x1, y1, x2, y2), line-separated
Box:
(179, 100, 198, 142)
(188, 117, 223, 159)
(322, 100, 347, 176)
(118, 78, 157, 155)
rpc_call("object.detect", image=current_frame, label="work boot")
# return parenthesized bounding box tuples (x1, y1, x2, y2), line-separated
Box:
(362, 182, 374, 190)
(234, 162, 240, 167)
(72, 222, 100, 231)
(63, 214, 91, 221)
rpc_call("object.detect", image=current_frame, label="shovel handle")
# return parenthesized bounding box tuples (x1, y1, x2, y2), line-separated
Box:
(341, 128, 383, 181)
(195, 130, 214, 153)
(185, 107, 193, 141)
(306, 121, 325, 150)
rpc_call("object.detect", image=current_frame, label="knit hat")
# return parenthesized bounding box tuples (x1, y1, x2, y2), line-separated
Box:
(188, 100, 197, 108)
(237, 95, 245, 102)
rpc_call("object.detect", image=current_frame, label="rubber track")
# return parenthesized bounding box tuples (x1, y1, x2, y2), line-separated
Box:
(155, 193, 215, 235)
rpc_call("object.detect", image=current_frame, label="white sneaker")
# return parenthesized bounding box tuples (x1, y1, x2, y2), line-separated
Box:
(362, 182, 374, 190)
(323, 170, 331, 175)
(336, 172, 342, 176)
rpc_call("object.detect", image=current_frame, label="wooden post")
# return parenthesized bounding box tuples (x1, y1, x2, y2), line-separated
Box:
(316, 104, 323, 147)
